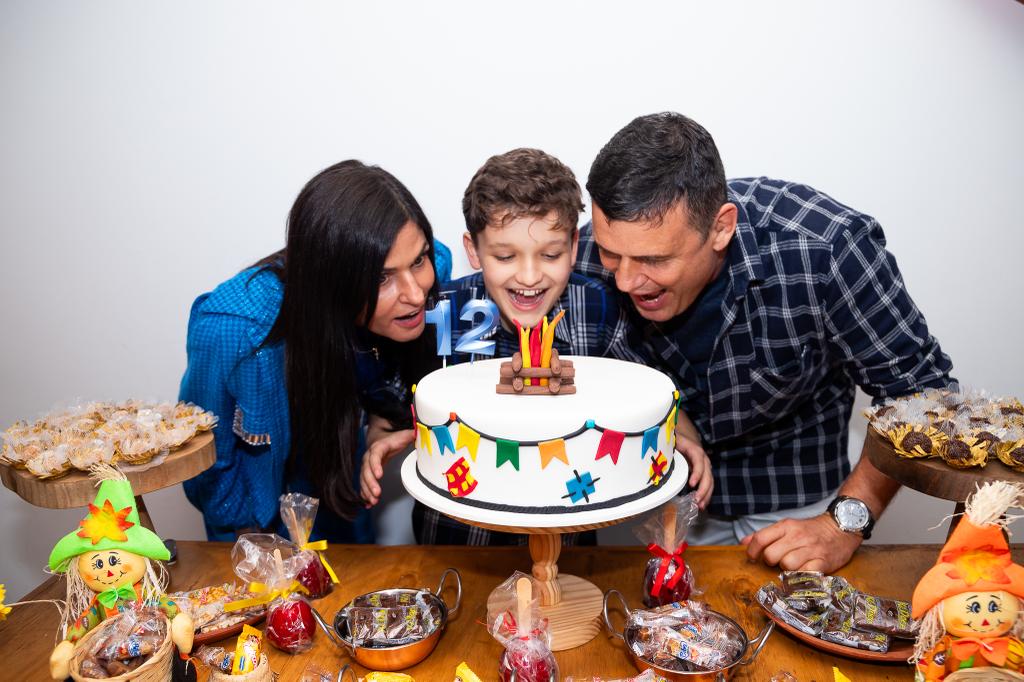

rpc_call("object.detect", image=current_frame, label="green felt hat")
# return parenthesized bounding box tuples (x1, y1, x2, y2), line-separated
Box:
(48, 479, 170, 572)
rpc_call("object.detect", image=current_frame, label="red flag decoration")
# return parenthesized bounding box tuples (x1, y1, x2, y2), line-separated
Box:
(595, 429, 625, 465)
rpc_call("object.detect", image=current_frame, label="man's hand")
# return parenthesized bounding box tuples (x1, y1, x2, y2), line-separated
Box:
(675, 435, 713, 510)
(359, 428, 415, 508)
(740, 513, 861, 573)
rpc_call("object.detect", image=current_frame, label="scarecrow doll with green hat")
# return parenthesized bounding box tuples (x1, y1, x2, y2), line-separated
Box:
(47, 470, 193, 679)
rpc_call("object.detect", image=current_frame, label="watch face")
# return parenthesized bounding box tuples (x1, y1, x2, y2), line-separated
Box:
(835, 499, 870, 531)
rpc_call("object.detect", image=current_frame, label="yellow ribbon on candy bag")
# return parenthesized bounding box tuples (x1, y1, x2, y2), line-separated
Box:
(300, 540, 340, 584)
(224, 580, 309, 612)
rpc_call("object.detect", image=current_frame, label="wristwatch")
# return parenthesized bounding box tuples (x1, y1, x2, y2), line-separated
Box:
(827, 495, 875, 540)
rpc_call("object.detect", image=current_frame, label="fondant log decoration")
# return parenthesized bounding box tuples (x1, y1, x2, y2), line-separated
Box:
(497, 350, 576, 395)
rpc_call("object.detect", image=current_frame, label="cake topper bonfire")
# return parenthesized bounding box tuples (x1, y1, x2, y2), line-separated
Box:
(912, 480, 1024, 680)
(496, 310, 575, 396)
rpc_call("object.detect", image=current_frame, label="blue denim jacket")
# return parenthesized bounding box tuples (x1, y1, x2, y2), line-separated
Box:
(180, 241, 452, 541)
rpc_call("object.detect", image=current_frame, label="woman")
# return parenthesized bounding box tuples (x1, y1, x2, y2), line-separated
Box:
(180, 160, 451, 542)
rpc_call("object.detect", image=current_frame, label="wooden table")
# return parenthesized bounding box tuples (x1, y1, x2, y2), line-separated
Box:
(6, 542, 1015, 681)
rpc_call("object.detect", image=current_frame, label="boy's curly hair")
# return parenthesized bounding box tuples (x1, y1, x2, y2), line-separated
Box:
(463, 148, 584, 239)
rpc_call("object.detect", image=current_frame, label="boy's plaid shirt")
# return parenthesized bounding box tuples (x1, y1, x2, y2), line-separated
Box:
(577, 177, 954, 516)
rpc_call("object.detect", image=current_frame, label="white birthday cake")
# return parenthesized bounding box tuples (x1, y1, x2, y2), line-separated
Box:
(411, 356, 680, 514)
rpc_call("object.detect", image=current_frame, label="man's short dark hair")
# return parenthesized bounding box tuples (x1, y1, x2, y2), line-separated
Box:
(463, 148, 584, 240)
(587, 112, 727, 236)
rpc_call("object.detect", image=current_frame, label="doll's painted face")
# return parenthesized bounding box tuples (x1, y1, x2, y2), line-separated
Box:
(942, 590, 1020, 637)
(77, 549, 147, 592)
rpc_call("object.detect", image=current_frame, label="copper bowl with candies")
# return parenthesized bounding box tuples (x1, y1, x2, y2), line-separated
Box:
(603, 590, 773, 682)
(312, 568, 461, 671)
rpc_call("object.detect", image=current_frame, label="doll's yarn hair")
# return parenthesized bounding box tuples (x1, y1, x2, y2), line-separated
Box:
(57, 549, 168, 639)
(913, 599, 1024, 663)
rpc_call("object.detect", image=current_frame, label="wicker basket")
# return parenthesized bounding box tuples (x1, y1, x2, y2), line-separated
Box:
(69, 611, 173, 681)
(209, 653, 272, 682)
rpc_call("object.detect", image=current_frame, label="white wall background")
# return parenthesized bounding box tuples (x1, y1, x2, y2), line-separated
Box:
(2, 1, 1022, 600)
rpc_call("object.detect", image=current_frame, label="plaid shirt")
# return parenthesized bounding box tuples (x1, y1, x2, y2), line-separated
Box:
(412, 271, 637, 545)
(577, 177, 954, 516)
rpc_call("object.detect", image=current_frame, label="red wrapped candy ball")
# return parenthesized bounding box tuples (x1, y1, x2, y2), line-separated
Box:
(498, 639, 558, 682)
(642, 555, 693, 608)
(266, 596, 315, 653)
(295, 554, 333, 599)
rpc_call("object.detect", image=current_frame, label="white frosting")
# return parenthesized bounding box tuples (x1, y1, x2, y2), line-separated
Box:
(413, 356, 679, 512)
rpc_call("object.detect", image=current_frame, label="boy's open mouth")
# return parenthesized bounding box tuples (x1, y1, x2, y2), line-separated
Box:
(507, 288, 547, 310)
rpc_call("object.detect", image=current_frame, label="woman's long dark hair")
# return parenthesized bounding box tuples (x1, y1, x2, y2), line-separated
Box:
(256, 160, 440, 520)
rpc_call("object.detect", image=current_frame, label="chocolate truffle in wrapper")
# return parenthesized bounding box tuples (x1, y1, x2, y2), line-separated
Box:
(756, 584, 826, 636)
(889, 424, 946, 458)
(852, 593, 919, 639)
(821, 608, 890, 652)
(939, 437, 988, 469)
(997, 439, 1024, 472)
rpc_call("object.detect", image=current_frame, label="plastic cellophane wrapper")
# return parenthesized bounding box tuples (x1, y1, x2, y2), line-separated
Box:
(488, 572, 559, 682)
(0, 399, 216, 477)
(346, 591, 440, 647)
(627, 601, 744, 673)
(76, 605, 168, 678)
(633, 494, 700, 608)
(167, 582, 264, 633)
(231, 533, 315, 654)
(194, 644, 234, 673)
(564, 672, 663, 682)
(279, 492, 334, 598)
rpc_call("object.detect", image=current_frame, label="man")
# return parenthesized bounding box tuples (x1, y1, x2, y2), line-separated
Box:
(577, 112, 953, 573)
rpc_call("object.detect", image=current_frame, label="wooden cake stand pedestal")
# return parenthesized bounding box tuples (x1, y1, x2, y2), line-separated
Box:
(862, 426, 1024, 534)
(458, 516, 625, 651)
(0, 432, 215, 533)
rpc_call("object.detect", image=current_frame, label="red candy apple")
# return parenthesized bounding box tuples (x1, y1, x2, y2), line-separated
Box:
(295, 554, 333, 599)
(498, 641, 558, 682)
(266, 596, 315, 653)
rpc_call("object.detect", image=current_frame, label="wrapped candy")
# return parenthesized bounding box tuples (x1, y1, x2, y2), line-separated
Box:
(634, 495, 699, 608)
(488, 573, 558, 682)
(626, 601, 745, 673)
(228, 535, 315, 654)
(344, 591, 440, 647)
(76, 606, 168, 678)
(193, 645, 234, 673)
(279, 492, 338, 598)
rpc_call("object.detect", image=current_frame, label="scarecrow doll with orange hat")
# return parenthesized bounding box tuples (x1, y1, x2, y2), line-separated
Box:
(47, 470, 193, 679)
(912, 481, 1024, 681)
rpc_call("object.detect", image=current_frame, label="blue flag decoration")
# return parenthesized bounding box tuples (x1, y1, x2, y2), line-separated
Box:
(562, 469, 600, 504)
(432, 425, 455, 455)
(641, 426, 660, 459)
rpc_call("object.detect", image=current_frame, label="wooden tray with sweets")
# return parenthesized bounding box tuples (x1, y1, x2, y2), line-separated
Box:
(759, 603, 914, 664)
(862, 426, 1024, 503)
(0, 432, 215, 509)
(192, 611, 266, 647)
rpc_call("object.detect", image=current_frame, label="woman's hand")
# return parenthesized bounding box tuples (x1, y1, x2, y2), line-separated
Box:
(360, 426, 415, 507)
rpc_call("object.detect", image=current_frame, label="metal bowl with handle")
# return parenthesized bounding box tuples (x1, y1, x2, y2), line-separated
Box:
(603, 590, 773, 682)
(312, 568, 462, 672)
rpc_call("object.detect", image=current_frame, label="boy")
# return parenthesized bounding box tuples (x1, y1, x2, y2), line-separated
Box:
(360, 148, 712, 544)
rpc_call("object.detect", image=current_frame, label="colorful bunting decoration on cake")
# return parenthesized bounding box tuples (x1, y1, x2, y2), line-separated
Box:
(662, 403, 678, 444)
(496, 439, 520, 471)
(455, 423, 481, 461)
(417, 423, 432, 455)
(562, 469, 600, 504)
(649, 451, 670, 486)
(433, 425, 455, 455)
(595, 429, 625, 465)
(444, 457, 478, 497)
(538, 439, 569, 469)
(641, 426, 660, 459)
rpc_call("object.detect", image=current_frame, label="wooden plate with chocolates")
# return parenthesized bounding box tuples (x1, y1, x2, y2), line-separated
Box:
(758, 604, 913, 663)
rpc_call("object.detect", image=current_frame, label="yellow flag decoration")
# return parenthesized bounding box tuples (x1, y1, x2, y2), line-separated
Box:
(455, 423, 481, 461)
(663, 404, 677, 445)
(538, 439, 569, 469)
(417, 423, 432, 455)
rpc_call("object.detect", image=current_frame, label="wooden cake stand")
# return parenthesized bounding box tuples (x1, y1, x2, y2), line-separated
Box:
(862, 426, 1024, 534)
(0, 432, 215, 532)
(464, 516, 622, 651)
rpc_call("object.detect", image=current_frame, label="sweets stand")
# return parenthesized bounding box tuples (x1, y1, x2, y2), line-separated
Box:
(862, 426, 1024, 534)
(401, 450, 690, 651)
(0, 432, 215, 533)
